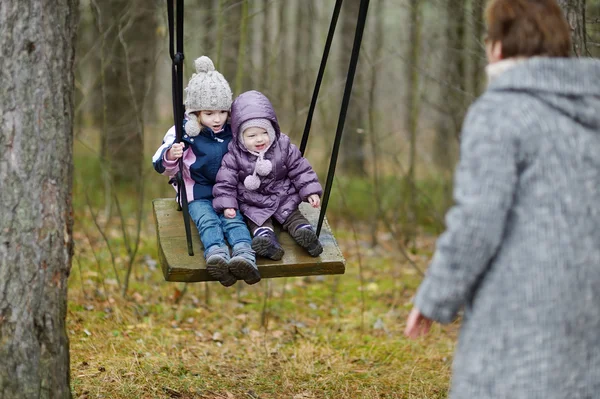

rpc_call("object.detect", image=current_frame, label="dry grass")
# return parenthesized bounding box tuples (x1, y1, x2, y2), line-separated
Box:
(68, 213, 457, 399)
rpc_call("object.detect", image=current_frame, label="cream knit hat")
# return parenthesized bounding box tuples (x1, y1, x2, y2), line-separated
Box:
(184, 56, 232, 136)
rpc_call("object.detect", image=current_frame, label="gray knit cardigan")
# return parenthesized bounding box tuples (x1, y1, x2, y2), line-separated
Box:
(414, 57, 600, 399)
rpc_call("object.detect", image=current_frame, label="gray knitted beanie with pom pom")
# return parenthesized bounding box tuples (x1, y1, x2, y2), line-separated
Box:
(184, 56, 232, 114)
(183, 56, 232, 136)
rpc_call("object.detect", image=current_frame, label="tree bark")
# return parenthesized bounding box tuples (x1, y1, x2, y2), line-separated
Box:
(557, 0, 588, 56)
(0, 1, 78, 398)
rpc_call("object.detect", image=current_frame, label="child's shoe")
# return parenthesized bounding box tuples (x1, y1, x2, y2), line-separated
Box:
(229, 243, 261, 285)
(251, 227, 284, 260)
(205, 246, 236, 287)
(291, 224, 323, 257)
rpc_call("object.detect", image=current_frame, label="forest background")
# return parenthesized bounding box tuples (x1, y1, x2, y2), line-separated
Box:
(29, 0, 600, 397)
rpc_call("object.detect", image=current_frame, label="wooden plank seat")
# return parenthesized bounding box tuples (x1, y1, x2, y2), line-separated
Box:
(152, 198, 346, 282)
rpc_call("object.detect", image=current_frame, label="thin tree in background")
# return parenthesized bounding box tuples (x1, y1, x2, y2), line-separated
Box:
(221, 0, 243, 85)
(0, 0, 78, 396)
(215, 0, 227, 69)
(589, 0, 600, 57)
(235, 0, 249, 94)
(75, 1, 102, 132)
(434, 0, 467, 178)
(92, 0, 158, 185)
(405, 0, 422, 246)
(558, 0, 589, 56)
(340, 0, 368, 177)
(367, 0, 386, 246)
(472, 0, 486, 96)
(290, 0, 315, 137)
(203, 0, 216, 55)
(260, 0, 273, 92)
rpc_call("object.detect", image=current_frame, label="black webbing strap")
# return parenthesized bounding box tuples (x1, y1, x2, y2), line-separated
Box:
(316, 0, 370, 236)
(167, 0, 194, 256)
(299, 0, 344, 156)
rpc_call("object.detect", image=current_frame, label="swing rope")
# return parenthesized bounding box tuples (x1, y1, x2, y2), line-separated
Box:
(167, 0, 194, 256)
(316, 0, 370, 236)
(299, 0, 344, 156)
(165, 0, 370, 245)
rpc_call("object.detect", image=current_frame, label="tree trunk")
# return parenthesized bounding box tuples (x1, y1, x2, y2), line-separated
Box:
(260, 0, 272, 92)
(405, 0, 422, 245)
(368, 0, 387, 246)
(235, 0, 249, 94)
(92, 0, 158, 185)
(275, 1, 290, 113)
(588, 0, 600, 58)
(219, 0, 242, 84)
(75, 1, 102, 132)
(340, 0, 368, 177)
(202, 0, 216, 55)
(434, 0, 466, 170)
(289, 0, 314, 138)
(472, 0, 486, 96)
(557, 0, 588, 56)
(0, 1, 78, 397)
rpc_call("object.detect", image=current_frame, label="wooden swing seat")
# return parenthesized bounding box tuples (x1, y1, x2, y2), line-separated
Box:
(152, 198, 346, 282)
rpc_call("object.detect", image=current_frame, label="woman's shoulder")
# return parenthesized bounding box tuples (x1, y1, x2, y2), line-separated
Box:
(461, 91, 539, 146)
(467, 91, 530, 128)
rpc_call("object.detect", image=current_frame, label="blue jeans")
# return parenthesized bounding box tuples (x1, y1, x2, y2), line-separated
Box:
(188, 199, 252, 257)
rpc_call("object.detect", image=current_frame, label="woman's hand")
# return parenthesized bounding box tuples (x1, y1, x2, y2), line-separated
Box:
(308, 194, 320, 208)
(167, 143, 185, 161)
(224, 208, 236, 218)
(404, 307, 434, 339)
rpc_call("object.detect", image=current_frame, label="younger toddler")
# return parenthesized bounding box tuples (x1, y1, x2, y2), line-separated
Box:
(213, 90, 324, 260)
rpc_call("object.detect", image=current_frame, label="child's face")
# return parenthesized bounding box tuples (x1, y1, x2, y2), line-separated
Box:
(198, 110, 228, 132)
(243, 127, 270, 152)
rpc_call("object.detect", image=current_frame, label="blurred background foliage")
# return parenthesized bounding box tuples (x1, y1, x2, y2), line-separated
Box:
(72, 0, 599, 294)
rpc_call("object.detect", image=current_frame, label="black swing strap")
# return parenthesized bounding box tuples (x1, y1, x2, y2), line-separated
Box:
(299, 0, 344, 156)
(167, 0, 194, 256)
(317, 0, 370, 236)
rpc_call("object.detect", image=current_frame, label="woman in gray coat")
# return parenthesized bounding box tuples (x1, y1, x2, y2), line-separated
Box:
(405, 0, 600, 397)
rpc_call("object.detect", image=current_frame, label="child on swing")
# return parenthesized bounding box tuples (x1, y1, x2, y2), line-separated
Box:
(152, 56, 260, 287)
(213, 90, 324, 261)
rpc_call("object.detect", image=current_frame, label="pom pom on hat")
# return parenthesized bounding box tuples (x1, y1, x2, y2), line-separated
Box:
(244, 174, 261, 191)
(255, 158, 272, 176)
(184, 56, 232, 113)
(185, 115, 201, 137)
(195, 56, 215, 73)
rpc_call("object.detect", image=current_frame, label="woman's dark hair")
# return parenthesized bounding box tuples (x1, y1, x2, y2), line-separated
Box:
(485, 0, 572, 58)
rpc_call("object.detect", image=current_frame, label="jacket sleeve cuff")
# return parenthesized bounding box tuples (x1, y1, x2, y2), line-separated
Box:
(162, 151, 178, 167)
(299, 183, 323, 200)
(413, 276, 461, 324)
(212, 197, 238, 213)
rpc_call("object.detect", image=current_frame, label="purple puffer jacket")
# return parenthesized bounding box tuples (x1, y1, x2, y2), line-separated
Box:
(213, 90, 322, 226)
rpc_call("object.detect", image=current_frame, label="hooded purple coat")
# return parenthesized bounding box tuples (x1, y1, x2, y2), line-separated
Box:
(212, 91, 322, 226)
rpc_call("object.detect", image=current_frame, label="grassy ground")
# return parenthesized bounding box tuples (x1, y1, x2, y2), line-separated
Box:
(68, 130, 456, 398)
(68, 207, 457, 398)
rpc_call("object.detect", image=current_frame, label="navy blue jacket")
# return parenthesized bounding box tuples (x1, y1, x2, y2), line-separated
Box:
(152, 121, 233, 202)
